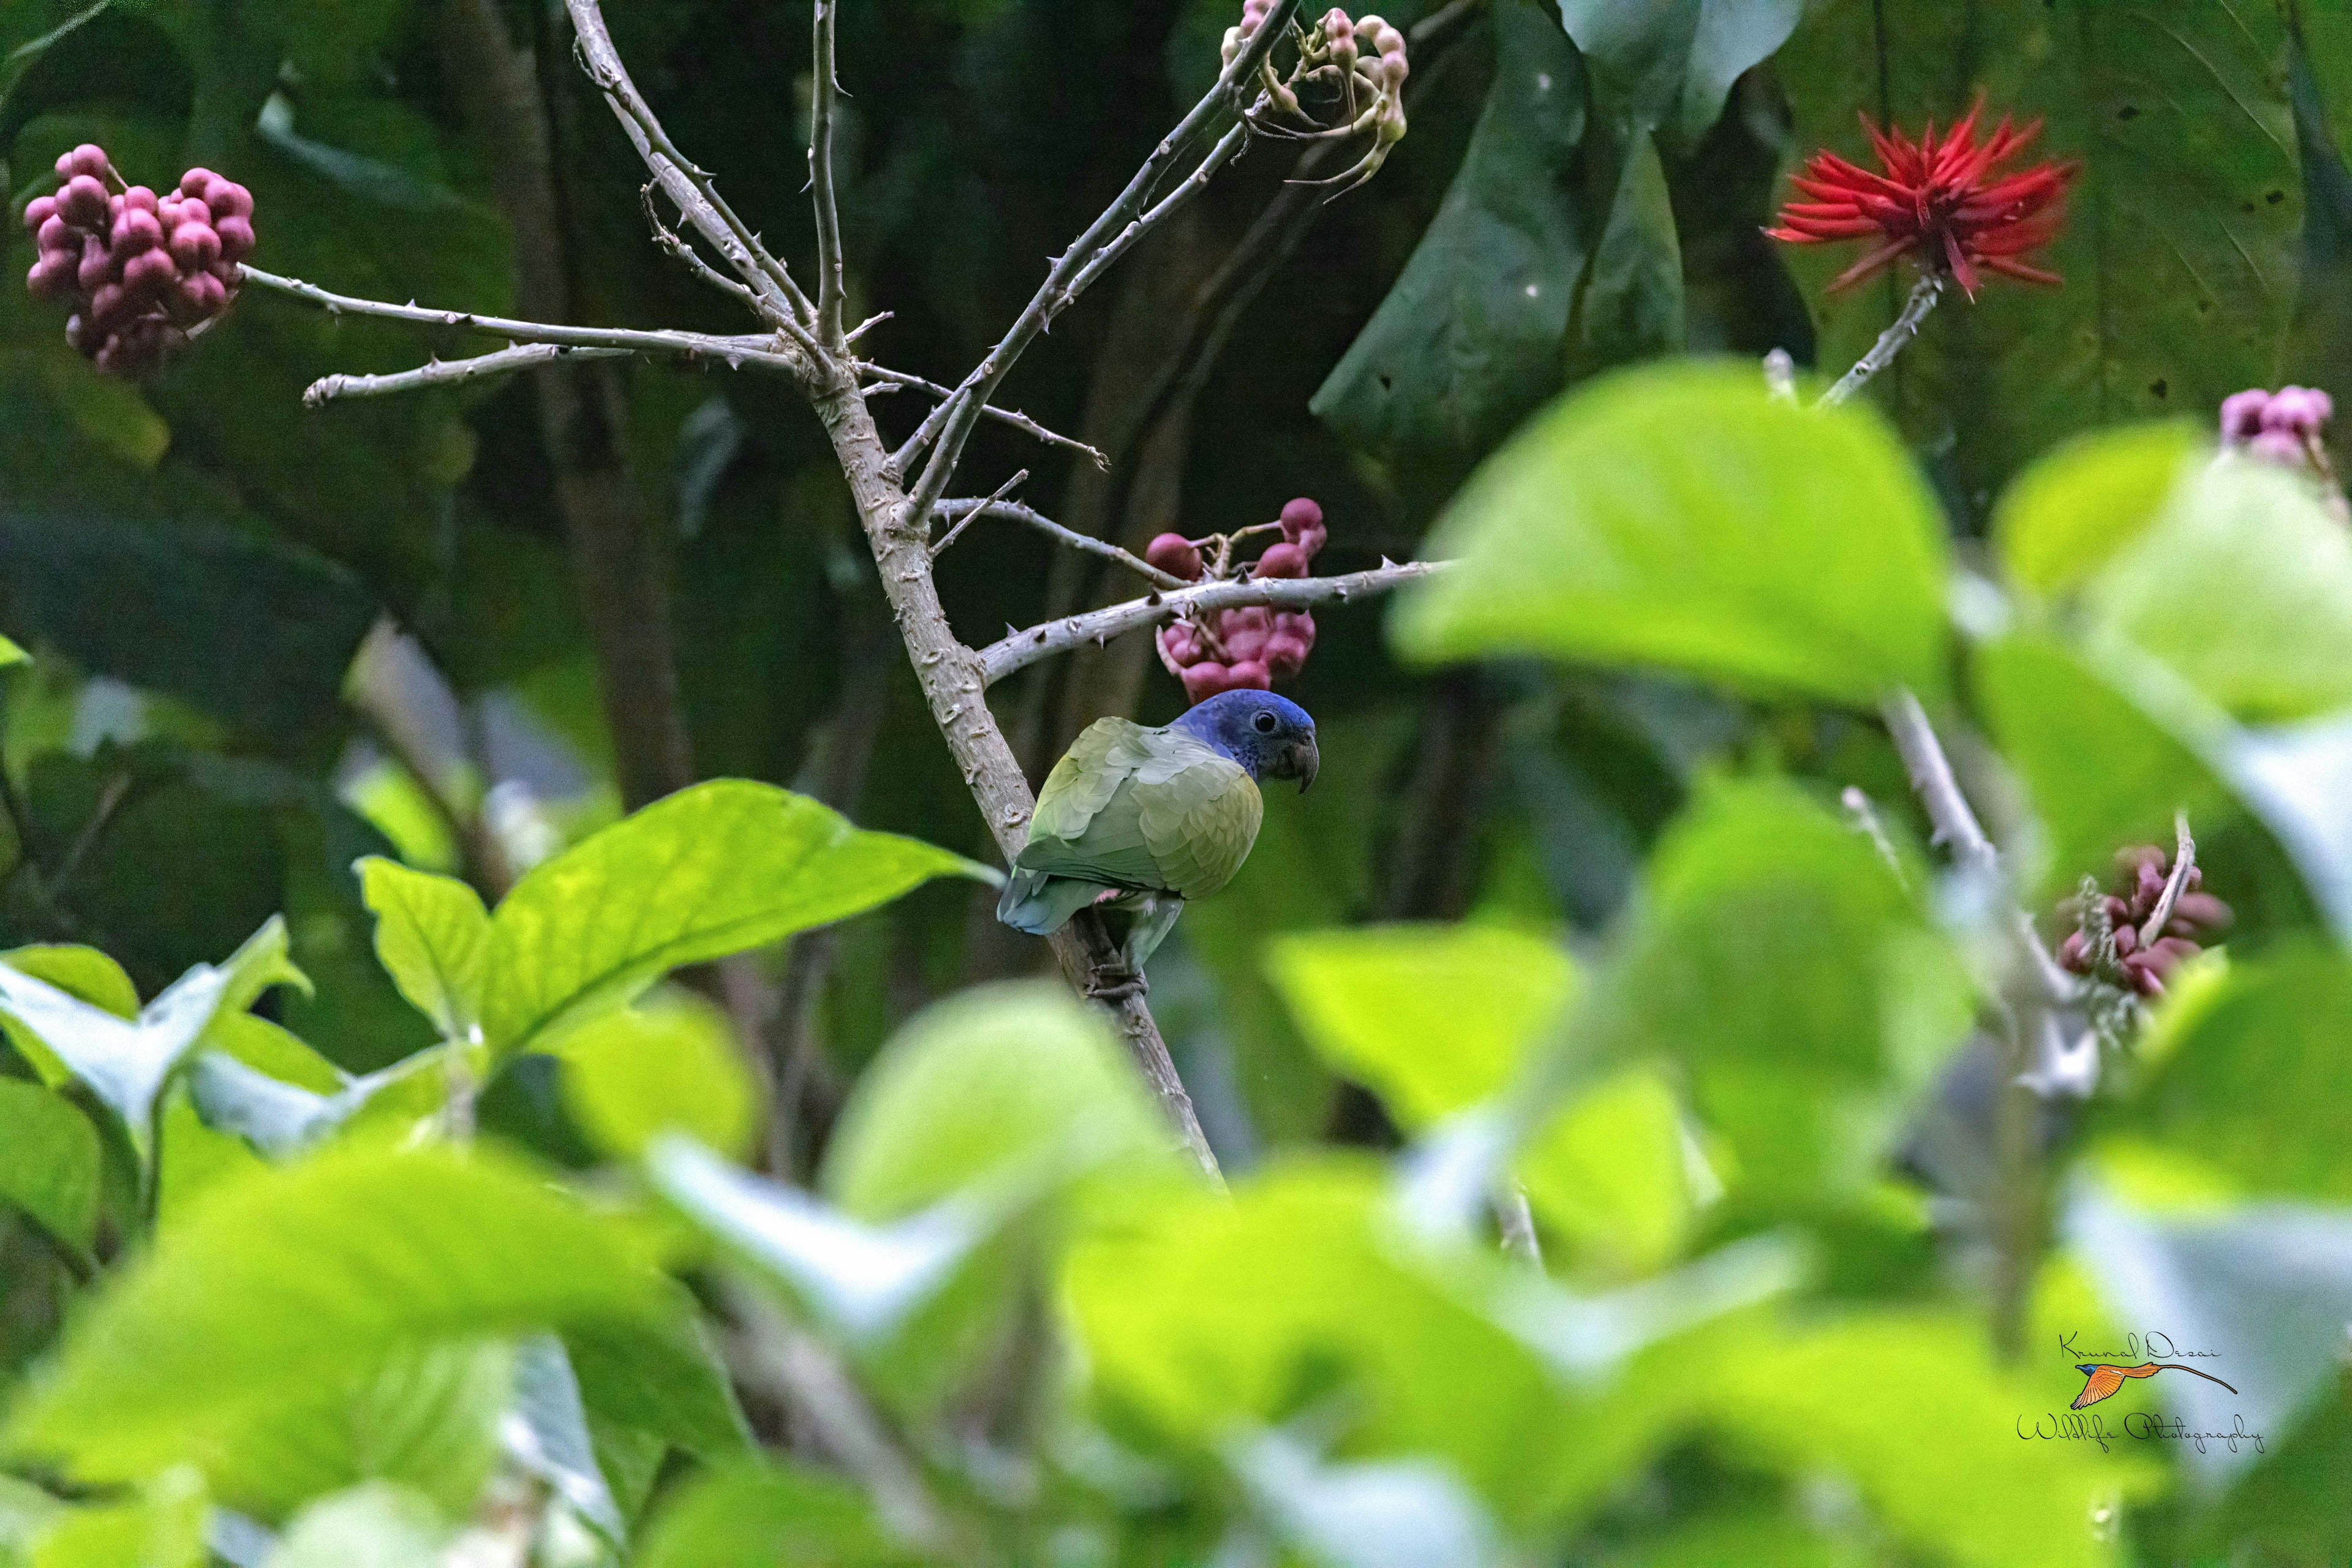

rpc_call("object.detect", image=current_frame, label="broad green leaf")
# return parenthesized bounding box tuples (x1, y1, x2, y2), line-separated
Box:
(1312, 1, 1588, 486)
(0, 1477, 64, 1559)
(1971, 633, 2324, 935)
(26, 1469, 205, 1568)
(205, 1341, 511, 1525)
(0, 919, 307, 1147)
(0, 636, 26, 670)
(1229, 1429, 1504, 1568)
(2084, 456, 2352, 720)
(564, 1311, 754, 1461)
(4, 1143, 673, 1480)
(1516, 1068, 1694, 1279)
(1701, 1311, 2141, 1568)
(1579, 778, 1969, 1200)
(262, 1484, 447, 1568)
(649, 1137, 986, 1349)
(206, 1012, 344, 1095)
(1266, 924, 1576, 1129)
(2070, 1188, 2352, 1495)
(553, 996, 756, 1163)
(1570, 126, 1682, 375)
(1560, 0, 1800, 143)
(0, 1081, 99, 1257)
(1778, 1, 2298, 502)
(1992, 421, 2203, 597)
(1393, 362, 1951, 706)
(2, 945, 140, 1017)
(820, 982, 1175, 1219)
(636, 1458, 907, 1568)
(483, 782, 982, 1053)
(356, 858, 490, 1040)
(2114, 948, 2352, 1202)
(507, 1336, 622, 1544)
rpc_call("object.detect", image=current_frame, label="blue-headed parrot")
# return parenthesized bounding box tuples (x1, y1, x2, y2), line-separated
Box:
(997, 689, 1318, 997)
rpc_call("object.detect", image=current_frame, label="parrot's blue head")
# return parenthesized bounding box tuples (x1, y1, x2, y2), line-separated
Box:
(1172, 690, 1319, 792)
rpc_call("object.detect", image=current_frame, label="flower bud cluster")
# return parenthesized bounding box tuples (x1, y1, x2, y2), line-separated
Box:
(2057, 844, 2232, 999)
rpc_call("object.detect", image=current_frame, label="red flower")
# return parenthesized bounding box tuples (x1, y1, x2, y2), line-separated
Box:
(1766, 101, 2079, 296)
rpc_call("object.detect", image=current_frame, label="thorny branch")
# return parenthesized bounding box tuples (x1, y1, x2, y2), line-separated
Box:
(903, 0, 1306, 522)
(810, 0, 848, 346)
(933, 497, 1189, 590)
(978, 559, 1446, 685)
(1821, 271, 1944, 407)
(860, 362, 1109, 470)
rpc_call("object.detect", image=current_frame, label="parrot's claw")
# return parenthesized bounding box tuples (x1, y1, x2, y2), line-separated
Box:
(1086, 967, 1148, 1003)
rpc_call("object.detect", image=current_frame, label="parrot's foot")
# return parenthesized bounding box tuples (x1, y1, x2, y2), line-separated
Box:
(1085, 967, 1148, 1003)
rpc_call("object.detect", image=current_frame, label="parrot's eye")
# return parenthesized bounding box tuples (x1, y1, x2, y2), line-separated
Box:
(1253, 712, 1277, 734)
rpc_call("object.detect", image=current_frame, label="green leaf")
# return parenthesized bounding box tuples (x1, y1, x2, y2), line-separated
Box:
(1516, 1068, 1695, 1278)
(1265, 924, 1576, 1129)
(2084, 456, 2352, 720)
(2071, 1187, 2352, 1496)
(1569, 126, 1683, 375)
(507, 1336, 622, 1544)
(2225, 714, 2352, 940)
(261, 1483, 447, 1568)
(482, 782, 982, 1054)
(1580, 778, 1969, 1200)
(356, 858, 490, 1041)
(205, 1341, 512, 1525)
(1311, 1, 1588, 487)
(0, 516, 379, 737)
(1559, 0, 1800, 143)
(2116, 947, 2352, 1202)
(820, 982, 1176, 1220)
(1700, 1311, 2142, 1568)
(3, 1143, 674, 1481)
(552, 996, 756, 1163)
(0, 636, 26, 670)
(25, 1468, 206, 1568)
(564, 1311, 753, 1461)
(1229, 1428, 1504, 1568)
(0, 1081, 100, 1256)
(1, 945, 140, 1019)
(1970, 632, 2323, 935)
(1992, 421, 2204, 597)
(1392, 361, 1951, 707)
(636, 1458, 908, 1568)
(1777, 1, 2299, 502)
(0, 919, 307, 1147)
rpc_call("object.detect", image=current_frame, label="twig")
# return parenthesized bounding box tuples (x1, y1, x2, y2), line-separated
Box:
(932, 497, 1187, 589)
(1840, 785, 1908, 889)
(565, 0, 819, 341)
(2138, 812, 2197, 948)
(639, 181, 763, 309)
(304, 342, 629, 405)
(977, 559, 1444, 685)
(864, 363, 1109, 471)
(1820, 271, 1944, 407)
(844, 311, 891, 346)
(810, 0, 847, 345)
(929, 469, 1027, 558)
(905, 0, 1306, 522)
(241, 266, 804, 375)
(1065, 121, 1251, 301)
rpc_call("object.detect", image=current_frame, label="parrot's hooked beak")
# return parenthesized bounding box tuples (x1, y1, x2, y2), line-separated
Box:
(1281, 735, 1319, 794)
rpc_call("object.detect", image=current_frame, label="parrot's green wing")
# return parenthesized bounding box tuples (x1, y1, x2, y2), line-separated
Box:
(1015, 719, 1262, 899)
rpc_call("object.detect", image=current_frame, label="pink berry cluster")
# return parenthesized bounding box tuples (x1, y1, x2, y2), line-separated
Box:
(2219, 385, 2332, 472)
(23, 145, 252, 376)
(1152, 497, 1327, 705)
(2056, 845, 2232, 999)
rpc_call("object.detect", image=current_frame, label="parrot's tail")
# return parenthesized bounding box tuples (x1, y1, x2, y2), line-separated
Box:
(996, 868, 1115, 935)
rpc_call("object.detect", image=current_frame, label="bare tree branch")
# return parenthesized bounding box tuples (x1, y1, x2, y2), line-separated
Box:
(810, 0, 848, 346)
(977, 559, 1443, 685)
(304, 342, 627, 404)
(639, 181, 764, 310)
(1064, 121, 1250, 301)
(2138, 811, 2197, 948)
(1821, 272, 1943, 407)
(932, 497, 1187, 589)
(565, 0, 820, 341)
(903, 0, 1305, 521)
(929, 469, 1027, 557)
(863, 362, 1109, 470)
(241, 265, 806, 375)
